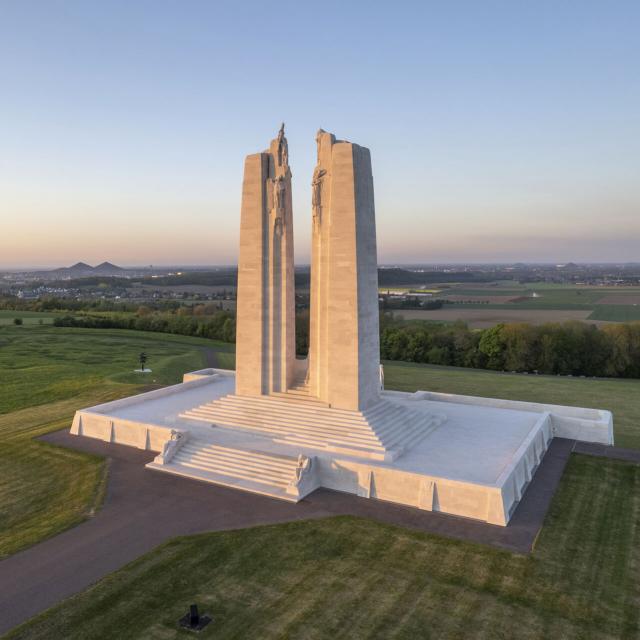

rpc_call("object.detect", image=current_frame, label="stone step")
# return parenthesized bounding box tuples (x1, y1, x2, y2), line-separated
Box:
(181, 442, 298, 471)
(179, 395, 446, 461)
(270, 392, 326, 405)
(146, 462, 299, 502)
(369, 410, 419, 437)
(182, 406, 384, 445)
(181, 409, 385, 449)
(273, 436, 390, 460)
(189, 400, 381, 436)
(401, 421, 441, 450)
(379, 419, 433, 449)
(161, 440, 299, 489)
(190, 402, 378, 435)
(214, 395, 373, 425)
(178, 445, 297, 478)
(173, 453, 292, 485)
(241, 393, 361, 416)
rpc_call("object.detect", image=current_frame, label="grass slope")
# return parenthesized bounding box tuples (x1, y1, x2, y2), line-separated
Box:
(384, 361, 640, 449)
(0, 324, 232, 558)
(0, 325, 231, 414)
(9, 455, 640, 640)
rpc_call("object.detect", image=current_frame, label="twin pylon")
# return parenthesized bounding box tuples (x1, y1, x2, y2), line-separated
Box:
(235, 126, 380, 412)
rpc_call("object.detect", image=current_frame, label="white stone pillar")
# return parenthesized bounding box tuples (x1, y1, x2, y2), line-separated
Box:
(308, 130, 380, 411)
(236, 126, 295, 396)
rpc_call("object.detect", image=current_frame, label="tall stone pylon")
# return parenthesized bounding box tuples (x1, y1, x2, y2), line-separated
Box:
(307, 130, 381, 411)
(235, 125, 296, 396)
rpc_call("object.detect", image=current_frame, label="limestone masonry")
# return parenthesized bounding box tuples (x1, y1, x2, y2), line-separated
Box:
(71, 126, 614, 525)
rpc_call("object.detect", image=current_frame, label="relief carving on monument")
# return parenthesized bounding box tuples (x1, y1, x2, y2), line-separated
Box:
(276, 122, 288, 167)
(311, 167, 326, 226)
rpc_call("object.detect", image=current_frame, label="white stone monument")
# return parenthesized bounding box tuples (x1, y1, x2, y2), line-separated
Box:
(235, 124, 296, 396)
(307, 130, 381, 411)
(71, 126, 614, 526)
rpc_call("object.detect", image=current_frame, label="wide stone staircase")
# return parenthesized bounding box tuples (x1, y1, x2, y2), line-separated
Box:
(179, 392, 445, 461)
(146, 438, 301, 501)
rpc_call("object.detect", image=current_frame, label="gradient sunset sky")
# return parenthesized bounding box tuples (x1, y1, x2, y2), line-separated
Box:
(1, 1, 638, 268)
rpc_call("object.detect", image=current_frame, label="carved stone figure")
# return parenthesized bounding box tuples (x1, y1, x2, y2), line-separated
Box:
(311, 167, 326, 224)
(276, 122, 288, 166)
(273, 176, 286, 217)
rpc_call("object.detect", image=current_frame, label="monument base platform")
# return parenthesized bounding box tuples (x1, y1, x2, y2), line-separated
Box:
(70, 368, 613, 526)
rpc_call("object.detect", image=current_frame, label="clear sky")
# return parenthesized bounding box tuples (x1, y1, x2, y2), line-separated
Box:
(1, 1, 638, 268)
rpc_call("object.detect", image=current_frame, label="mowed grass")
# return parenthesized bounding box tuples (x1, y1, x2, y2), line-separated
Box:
(0, 324, 232, 558)
(384, 361, 640, 449)
(9, 454, 640, 640)
(0, 324, 232, 414)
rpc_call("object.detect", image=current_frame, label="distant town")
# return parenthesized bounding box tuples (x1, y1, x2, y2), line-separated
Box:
(4, 261, 640, 299)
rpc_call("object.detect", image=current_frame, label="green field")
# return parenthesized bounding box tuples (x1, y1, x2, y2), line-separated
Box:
(9, 455, 640, 640)
(437, 284, 640, 320)
(589, 305, 640, 322)
(0, 323, 233, 558)
(0, 310, 61, 325)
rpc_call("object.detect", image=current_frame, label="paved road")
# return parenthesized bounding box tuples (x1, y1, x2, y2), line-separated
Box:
(0, 432, 630, 635)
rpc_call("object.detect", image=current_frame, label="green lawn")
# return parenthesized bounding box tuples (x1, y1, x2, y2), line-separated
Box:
(0, 324, 232, 415)
(384, 361, 640, 449)
(0, 324, 233, 558)
(9, 454, 640, 640)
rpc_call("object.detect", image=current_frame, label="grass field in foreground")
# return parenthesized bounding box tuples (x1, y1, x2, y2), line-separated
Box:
(9, 455, 640, 640)
(0, 325, 232, 558)
(384, 361, 640, 449)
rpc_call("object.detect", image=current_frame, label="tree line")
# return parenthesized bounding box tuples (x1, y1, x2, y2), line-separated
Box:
(53, 309, 640, 379)
(54, 310, 236, 344)
(380, 316, 640, 378)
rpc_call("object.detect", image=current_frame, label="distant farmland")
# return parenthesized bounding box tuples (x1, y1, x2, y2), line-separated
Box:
(391, 282, 640, 327)
(394, 308, 601, 329)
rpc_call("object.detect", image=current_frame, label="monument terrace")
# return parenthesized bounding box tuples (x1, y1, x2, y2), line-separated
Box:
(70, 127, 613, 525)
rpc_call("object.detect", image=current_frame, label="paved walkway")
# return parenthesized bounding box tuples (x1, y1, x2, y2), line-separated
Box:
(0, 432, 631, 635)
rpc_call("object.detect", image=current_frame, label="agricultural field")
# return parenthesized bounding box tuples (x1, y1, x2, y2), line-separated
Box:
(393, 308, 597, 328)
(394, 282, 640, 327)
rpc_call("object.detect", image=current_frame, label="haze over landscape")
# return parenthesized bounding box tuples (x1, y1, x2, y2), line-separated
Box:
(1, 1, 638, 268)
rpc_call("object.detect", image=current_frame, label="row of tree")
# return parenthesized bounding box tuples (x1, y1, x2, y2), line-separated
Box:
(53, 311, 640, 379)
(53, 311, 236, 344)
(380, 316, 640, 378)
(0, 295, 182, 313)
